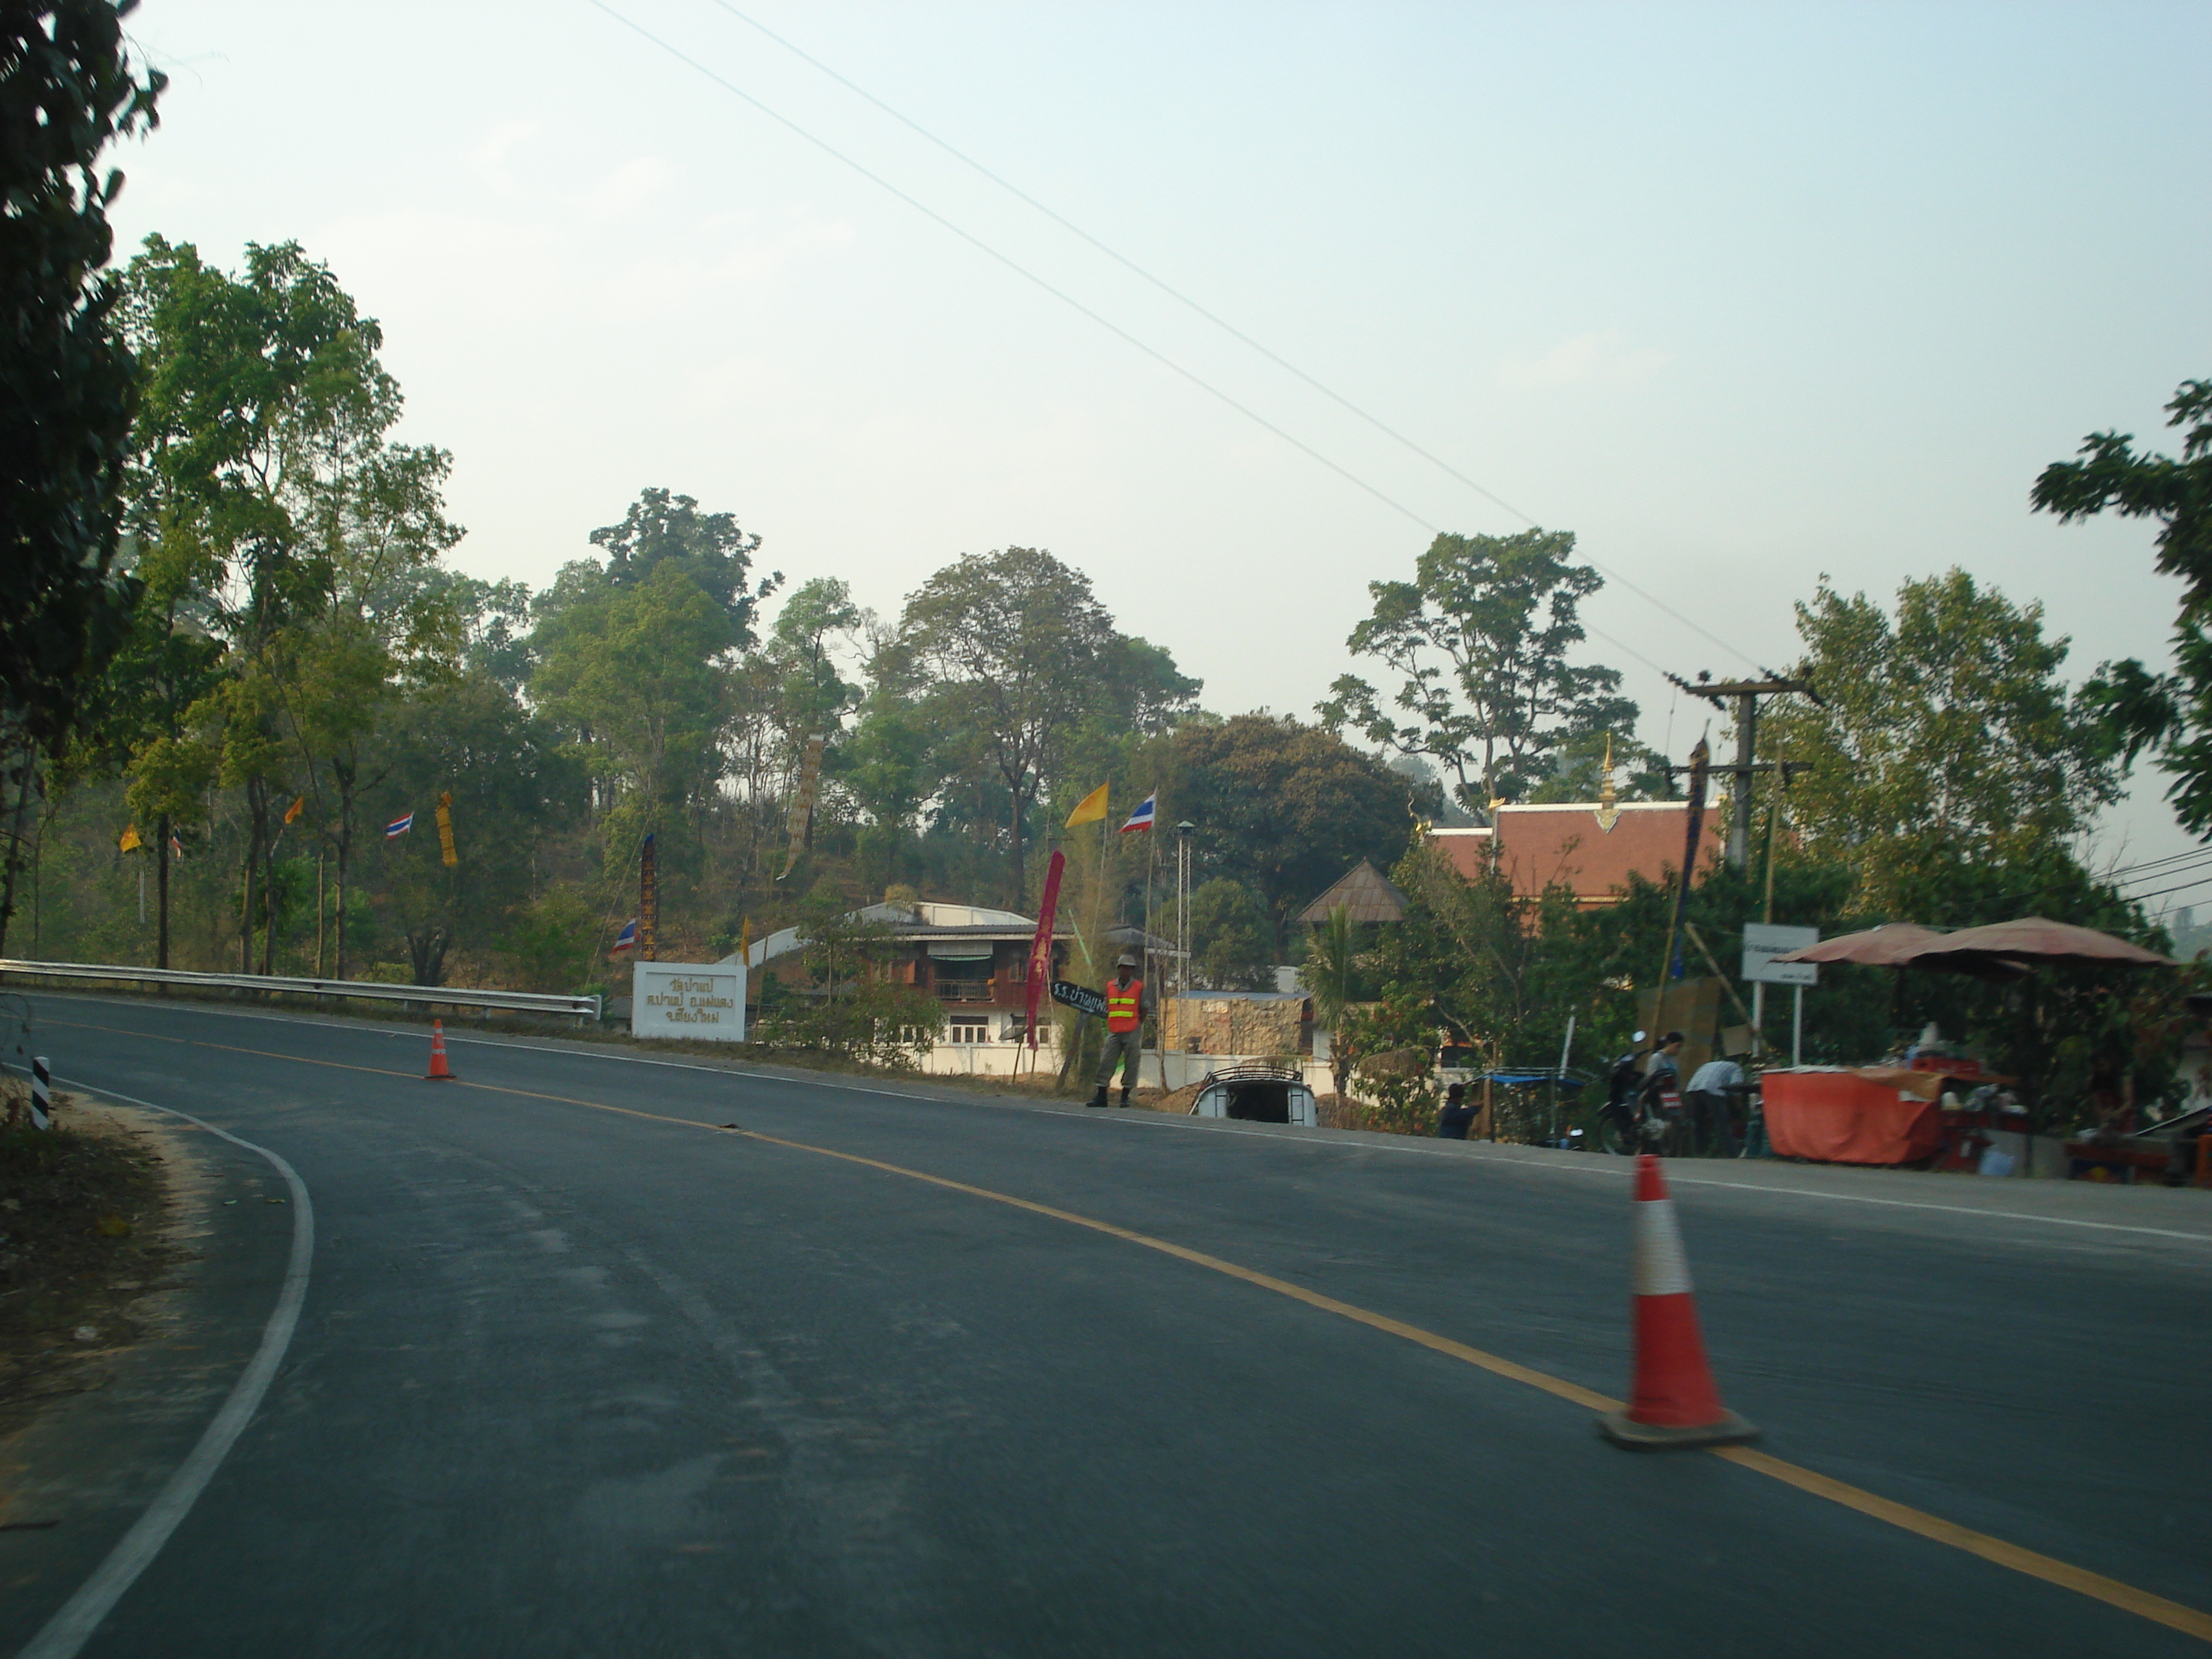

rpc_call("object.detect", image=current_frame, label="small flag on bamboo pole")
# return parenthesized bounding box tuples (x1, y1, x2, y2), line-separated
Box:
(1065, 783, 1109, 827)
(118, 824, 141, 853)
(436, 791, 458, 867)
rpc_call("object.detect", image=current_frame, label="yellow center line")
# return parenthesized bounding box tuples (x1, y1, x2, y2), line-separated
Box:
(49, 1015, 2212, 1642)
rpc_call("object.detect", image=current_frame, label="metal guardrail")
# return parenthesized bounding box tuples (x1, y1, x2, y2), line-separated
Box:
(0, 959, 601, 1021)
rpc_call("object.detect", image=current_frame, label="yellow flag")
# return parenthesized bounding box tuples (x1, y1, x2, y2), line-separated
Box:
(436, 791, 459, 868)
(119, 824, 142, 853)
(1064, 783, 1110, 828)
(284, 794, 305, 825)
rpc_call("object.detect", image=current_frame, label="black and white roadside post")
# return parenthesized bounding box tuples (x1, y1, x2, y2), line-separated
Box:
(30, 1055, 53, 1131)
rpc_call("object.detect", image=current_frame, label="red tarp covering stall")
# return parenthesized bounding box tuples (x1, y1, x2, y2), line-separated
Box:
(1762, 1069, 1950, 1165)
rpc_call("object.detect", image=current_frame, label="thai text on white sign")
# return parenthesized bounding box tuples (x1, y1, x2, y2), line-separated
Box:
(632, 961, 747, 1042)
(1741, 922, 1820, 986)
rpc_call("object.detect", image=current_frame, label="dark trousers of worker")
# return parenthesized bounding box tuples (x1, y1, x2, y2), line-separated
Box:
(1683, 1089, 1737, 1153)
(1094, 1028, 1142, 1091)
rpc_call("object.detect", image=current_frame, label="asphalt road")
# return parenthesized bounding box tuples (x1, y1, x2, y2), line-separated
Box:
(4, 990, 2211, 1657)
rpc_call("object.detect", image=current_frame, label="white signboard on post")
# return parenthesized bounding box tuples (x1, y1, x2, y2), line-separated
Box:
(1742, 923, 1820, 986)
(632, 961, 747, 1042)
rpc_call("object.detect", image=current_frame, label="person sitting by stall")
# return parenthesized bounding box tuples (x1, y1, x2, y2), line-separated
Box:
(1437, 1082, 1479, 1140)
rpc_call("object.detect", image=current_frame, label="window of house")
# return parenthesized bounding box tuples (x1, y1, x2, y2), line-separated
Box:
(1007, 958, 1027, 984)
(949, 1016, 989, 1044)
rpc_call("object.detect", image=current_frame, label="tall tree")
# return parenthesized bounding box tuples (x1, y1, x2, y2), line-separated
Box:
(1761, 570, 2123, 911)
(587, 487, 780, 650)
(0, 0, 162, 953)
(1320, 529, 1640, 814)
(891, 547, 1118, 905)
(2032, 378, 2212, 834)
(378, 665, 575, 986)
(531, 562, 734, 837)
(1174, 714, 1418, 944)
(121, 236, 463, 976)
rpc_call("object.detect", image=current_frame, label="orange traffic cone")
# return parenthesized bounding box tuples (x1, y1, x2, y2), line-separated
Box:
(1598, 1154, 1758, 1450)
(426, 1020, 455, 1082)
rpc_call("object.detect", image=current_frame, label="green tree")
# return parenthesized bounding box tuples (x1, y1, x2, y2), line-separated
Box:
(531, 561, 734, 845)
(1524, 727, 1677, 804)
(586, 487, 780, 650)
(891, 547, 1119, 906)
(501, 884, 596, 994)
(1187, 877, 1274, 990)
(1299, 904, 1371, 1098)
(1761, 570, 2122, 911)
(120, 236, 463, 977)
(2033, 379, 2212, 834)
(1320, 529, 1641, 813)
(379, 667, 576, 985)
(75, 523, 222, 965)
(0, 1, 162, 953)
(1174, 713, 1416, 944)
(838, 691, 935, 891)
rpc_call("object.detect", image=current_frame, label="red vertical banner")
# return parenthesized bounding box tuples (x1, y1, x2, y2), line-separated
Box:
(1023, 850, 1066, 1049)
(639, 832, 658, 962)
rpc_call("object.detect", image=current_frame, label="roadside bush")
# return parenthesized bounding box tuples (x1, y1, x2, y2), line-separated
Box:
(750, 981, 943, 1071)
(500, 886, 598, 992)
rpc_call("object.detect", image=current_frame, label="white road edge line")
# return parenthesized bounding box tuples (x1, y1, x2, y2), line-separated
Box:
(39, 992, 2212, 1248)
(17, 1081, 315, 1659)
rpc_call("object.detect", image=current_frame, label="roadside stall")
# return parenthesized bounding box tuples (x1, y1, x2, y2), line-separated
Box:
(1763, 919, 2176, 1172)
(2066, 992, 2212, 1184)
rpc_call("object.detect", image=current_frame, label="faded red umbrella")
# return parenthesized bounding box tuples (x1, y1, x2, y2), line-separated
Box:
(1774, 922, 2033, 981)
(1902, 916, 2176, 970)
(1776, 923, 1950, 967)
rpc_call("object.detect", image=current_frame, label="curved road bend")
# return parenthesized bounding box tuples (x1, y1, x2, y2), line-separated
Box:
(4, 991, 2210, 1657)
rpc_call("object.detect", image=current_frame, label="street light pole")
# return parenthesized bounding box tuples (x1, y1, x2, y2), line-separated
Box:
(1175, 822, 1194, 993)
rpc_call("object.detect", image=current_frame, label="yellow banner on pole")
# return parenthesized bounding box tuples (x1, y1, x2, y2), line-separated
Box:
(1065, 783, 1109, 827)
(118, 824, 141, 853)
(284, 794, 305, 825)
(436, 791, 458, 868)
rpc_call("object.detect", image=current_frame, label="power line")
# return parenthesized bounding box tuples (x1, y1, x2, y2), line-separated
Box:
(2110, 846, 2212, 884)
(1578, 621, 1680, 685)
(2117, 856, 2212, 887)
(588, 0, 1440, 535)
(705, 1, 1540, 529)
(2123, 872, 2212, 904)
(706, 1, 1766, 679)
(607, 1, 1766, 680)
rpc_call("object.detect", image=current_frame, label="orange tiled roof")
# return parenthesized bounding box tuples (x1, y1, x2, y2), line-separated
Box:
(1429, 801, 1709, 905)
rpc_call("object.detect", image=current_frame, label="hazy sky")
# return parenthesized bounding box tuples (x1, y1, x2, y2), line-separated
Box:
(110, 2, 2212, 894)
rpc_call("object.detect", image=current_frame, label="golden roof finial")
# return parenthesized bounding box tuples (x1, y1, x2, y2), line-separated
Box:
(1594, 733, 1620, 832)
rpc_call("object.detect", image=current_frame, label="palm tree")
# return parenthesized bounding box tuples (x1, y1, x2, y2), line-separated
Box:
(1305, 904, 1361, 1098)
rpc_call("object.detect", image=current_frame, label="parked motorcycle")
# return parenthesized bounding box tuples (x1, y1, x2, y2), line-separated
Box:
(1594, 1038, 1698, 1157)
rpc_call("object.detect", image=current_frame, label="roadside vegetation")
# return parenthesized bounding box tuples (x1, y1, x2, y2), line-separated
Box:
(0, 1091, 174, 1430)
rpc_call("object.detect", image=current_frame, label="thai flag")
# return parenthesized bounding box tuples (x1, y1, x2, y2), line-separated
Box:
(1120, 790, 1156, 833)
(611, 918, 639, 954)
(385, 812, 414, 839)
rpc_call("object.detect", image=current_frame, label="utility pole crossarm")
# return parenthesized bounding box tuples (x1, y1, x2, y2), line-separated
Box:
(1661, 674, 1817, 871)
(1665, 673, 1821, 706)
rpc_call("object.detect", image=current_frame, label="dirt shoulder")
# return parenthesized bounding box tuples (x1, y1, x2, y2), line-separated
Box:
(0, 1087, 191, 1436)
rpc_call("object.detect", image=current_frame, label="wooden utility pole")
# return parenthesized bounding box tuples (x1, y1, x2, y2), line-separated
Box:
(1665, 674, 1820, 871)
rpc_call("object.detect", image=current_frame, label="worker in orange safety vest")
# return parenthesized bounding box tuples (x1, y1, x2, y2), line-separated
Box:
(1086, 953, 1148, 1108)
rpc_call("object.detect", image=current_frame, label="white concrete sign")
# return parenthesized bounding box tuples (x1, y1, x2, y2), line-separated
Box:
(632, 961, 747, 1042)
(1741, 923, 1820, 986)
